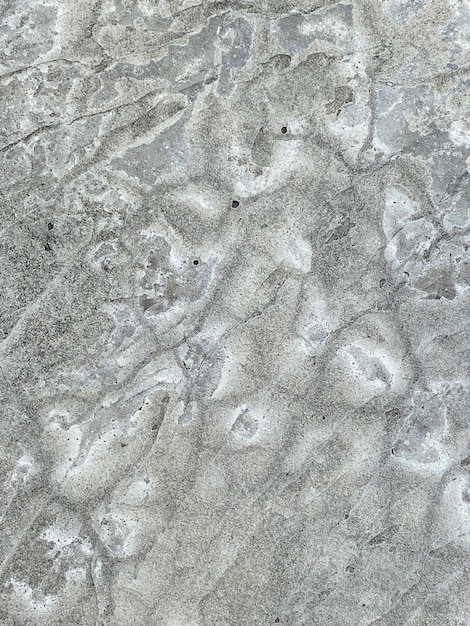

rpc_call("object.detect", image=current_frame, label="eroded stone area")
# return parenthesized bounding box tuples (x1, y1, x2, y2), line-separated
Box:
(1, 1, 470, 624)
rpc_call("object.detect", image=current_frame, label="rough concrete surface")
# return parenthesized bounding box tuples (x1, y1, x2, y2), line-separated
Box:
(1, 0, 470, 624)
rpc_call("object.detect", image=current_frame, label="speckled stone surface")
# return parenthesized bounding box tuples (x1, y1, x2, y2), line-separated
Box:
(1, 1, 470, 624)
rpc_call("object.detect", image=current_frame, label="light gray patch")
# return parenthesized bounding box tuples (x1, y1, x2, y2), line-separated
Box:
(0, 1, 59, 71)
(383, 0, 433, 25)
(111, 113, 190, 184)
(231, 408, 259, 439)
(217, 17, 253, 95)
(271, 3, 356, 56)
(393, 390, 447, 464)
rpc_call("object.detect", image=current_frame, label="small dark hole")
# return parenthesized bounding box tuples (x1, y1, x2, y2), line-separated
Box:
(281, 126, 288, 134)
(231, 200, 240, 208)
(193, 259, 199, 266)
(44, 242, 51, 252)
(47, 222, 54, 230)
(321, 416, 326, 420)
(275, 620, 280, 624)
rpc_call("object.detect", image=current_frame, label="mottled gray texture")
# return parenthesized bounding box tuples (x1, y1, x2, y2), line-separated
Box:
(1, 1, 470, 624)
